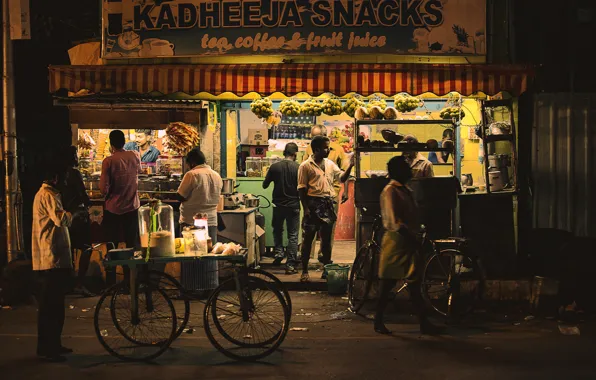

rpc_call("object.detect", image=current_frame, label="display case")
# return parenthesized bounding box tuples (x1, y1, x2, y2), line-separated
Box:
(246, 157, 262, 177)
(156, 155, 184, 176)
(138, 200, 176, 257)
(261, 157, 279, 178)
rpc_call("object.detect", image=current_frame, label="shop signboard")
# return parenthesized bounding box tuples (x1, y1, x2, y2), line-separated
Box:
(102, 0, 486, 59)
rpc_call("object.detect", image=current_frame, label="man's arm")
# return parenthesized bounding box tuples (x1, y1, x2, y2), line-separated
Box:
(99, 159, 110, 196)
(340, 155, 355, 183)
(426, 162, 435, 178)
(299, 188, 310, 217)
(44, 192, 73, 228)
(176, 172, 194, 203)
(262, 164, 274, 189)
(297, 164, 310, 216)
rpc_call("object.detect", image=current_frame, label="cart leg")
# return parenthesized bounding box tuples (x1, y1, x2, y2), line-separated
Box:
(130, 264, 140, 325)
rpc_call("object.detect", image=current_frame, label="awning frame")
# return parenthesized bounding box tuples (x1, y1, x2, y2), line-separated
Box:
(49, 63, 533, 98)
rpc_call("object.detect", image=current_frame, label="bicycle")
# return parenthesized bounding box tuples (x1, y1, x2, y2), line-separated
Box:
(94, 252, 291, 362)
(348, 214, 485, 319)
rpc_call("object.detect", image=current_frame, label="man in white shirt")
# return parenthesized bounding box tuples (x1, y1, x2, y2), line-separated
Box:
(298, 136, 353, 282)
(176, 148, 223, 297)
(32, 167, 82, 362)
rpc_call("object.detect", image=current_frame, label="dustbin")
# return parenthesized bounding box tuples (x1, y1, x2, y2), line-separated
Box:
(324, 264, 350, 295)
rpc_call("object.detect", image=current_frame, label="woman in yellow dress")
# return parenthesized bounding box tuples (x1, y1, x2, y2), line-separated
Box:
(374, 156, 443, 335)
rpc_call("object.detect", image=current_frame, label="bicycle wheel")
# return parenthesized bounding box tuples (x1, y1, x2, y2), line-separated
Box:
(94, 282, 177, 361)
(146, 270, 190, 340)
(204, 276, 289, 361)
(348, 244, 378, 313)
(247, 268, 292, 318)
(421, 249, 485, 318)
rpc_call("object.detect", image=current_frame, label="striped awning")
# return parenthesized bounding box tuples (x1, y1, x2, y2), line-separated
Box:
(49, 64, 532, 97)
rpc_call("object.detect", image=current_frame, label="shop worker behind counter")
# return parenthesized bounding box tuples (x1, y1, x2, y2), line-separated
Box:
(32, 165, 84, 362)
(262, 142, 300, 275)
(124, 129, 161, 163)
(100, 130, 142, 250)
(176, 148, 223, 297)
(298, 136, 353, 282)
(403, 135, 434, 178)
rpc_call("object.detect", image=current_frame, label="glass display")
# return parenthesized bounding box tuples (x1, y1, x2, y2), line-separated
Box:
(261, 157, 277, 178)
(246, 157, 262, 177)
(138, 200, 175, 257)
(156, 155, 184, 176)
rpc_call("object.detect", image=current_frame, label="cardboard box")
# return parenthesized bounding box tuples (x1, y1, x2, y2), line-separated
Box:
(248, 128, 268, 145)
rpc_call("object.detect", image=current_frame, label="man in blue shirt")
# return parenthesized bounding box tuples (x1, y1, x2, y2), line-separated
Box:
(124, 129, 160, 163)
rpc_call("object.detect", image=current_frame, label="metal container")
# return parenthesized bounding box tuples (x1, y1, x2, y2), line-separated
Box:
(222, 178, 237, 195)
(245, 196, 260, 208)
(488, 154, 511, 168)
(488, 171, 505, 192)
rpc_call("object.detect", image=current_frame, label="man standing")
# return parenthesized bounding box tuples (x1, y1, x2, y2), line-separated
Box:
(100, 130, 142, 249)
(302, 125, 349, 259)
(124, 129, 161, 163)
(32, 166, 78, 362)
(58, 146, 93, 297)
(403, 135, 434, 178)
(263, 143, 300, 274)
(374, 156, 442, 335)
(298, 136, 353, 282)
(176, 148, 223, 297)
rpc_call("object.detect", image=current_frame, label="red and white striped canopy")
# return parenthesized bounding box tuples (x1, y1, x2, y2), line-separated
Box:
(49, 63, 532, 97)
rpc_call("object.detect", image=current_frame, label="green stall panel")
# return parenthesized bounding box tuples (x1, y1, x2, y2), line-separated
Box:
(236, 178, 302, 250)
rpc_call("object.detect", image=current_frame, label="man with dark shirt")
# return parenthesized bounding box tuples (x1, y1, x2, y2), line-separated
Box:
(263, 143, 300, 274)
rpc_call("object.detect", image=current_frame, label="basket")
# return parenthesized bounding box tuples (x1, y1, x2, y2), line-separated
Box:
(324, 264, 350, 295)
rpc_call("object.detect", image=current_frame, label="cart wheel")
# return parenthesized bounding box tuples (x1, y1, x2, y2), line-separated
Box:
(147, 270, 190, 340)
(204, 276, 289, 361)
(247, 268, 292, 318)
(94, 282, 176, 362)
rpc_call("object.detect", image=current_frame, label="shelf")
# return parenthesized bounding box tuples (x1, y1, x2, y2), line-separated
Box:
(484, 134, 514, 143)
(356, 147, 452, 153)
(483, 99, 512, 108)
(355, 119, 456, 126)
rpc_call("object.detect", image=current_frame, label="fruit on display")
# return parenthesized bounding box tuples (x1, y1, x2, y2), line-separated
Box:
(250, 97, 274, 119)
(354, 106, 369, 120)
(440, 106, 466, 119)
(322, 98, 343, 116)
(366, 98, 387, 112)
(264, 111, 282, 127)
(383, 107, 399, 120)
(301, 99, 323, 116)
(164, 122, 200, 155)
(368, 106, 384, 120)
(279, 99, 302, 117)
(394, 94, 422, 113)
(344, 95, 366, 117)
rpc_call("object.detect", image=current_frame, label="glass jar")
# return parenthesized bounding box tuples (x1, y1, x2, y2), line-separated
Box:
(261, 157, 275, 178)
(246, 157, 262, 177)
(156, 155, 184, 176)
(182, 227, 208, 256)
(138, 200, 175, 257)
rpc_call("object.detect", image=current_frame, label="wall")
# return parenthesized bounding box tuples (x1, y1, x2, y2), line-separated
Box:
(532, 93, 596, 237)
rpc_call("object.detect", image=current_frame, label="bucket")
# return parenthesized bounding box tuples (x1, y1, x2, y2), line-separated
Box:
(324, 264, 350, 295)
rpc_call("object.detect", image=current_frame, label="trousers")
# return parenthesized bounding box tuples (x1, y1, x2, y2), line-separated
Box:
(37, 268, 71, 355)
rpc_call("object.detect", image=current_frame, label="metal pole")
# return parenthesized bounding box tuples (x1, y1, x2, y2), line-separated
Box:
(3, 0, 22, 262)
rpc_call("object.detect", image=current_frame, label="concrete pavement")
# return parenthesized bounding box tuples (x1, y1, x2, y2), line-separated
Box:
(1, 291, 595, 380)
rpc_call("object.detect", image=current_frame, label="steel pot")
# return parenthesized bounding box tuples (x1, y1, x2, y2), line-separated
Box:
(461, 174, 473, 186)
(222, 178, 238, 195)
(488, 154, 511, 169)
(245, 197, 260, 208)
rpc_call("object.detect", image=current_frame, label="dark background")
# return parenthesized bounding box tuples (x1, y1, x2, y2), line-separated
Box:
(0, 0, 595, 259)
